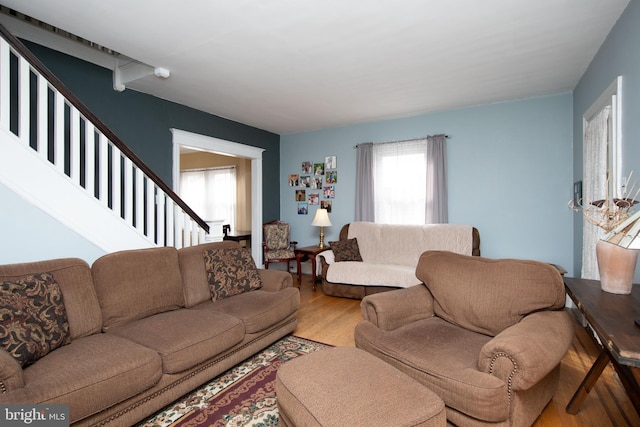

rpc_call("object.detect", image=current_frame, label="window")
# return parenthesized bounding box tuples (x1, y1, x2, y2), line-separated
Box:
(179, 166, 237, 231)
(373, 141, 427, 224)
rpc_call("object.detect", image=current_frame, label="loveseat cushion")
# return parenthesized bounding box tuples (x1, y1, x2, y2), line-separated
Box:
(108, 308, 244, 374)
(194, 288, 300, 334)
(2, 333, 162, 424)
(326, 262, 421, 288)
(416, 251, 565, 336)
(92, 247, 185, 332)
(0, 272, 70, 367)
(329, 238, 362, 262)
(355, 317, 509, 423)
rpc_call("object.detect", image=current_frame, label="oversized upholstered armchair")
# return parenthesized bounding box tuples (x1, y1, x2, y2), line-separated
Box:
(263, 220, 297, 270)
(354, 251, 575, 427)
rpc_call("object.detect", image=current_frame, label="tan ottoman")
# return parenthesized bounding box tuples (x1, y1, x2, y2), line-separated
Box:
(276, 347, 446, 427)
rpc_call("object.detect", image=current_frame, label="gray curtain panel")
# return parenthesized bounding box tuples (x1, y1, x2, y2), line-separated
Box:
(355, 143, 374, 221)
(426, 134, 448, 224)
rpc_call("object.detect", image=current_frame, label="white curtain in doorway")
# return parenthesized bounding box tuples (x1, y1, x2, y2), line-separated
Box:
(582, 106, 610, 279)
(180, 166, 237, 231)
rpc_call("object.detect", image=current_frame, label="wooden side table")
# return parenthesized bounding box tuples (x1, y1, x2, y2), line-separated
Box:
(563, 277, 640, 415)
(294, 245, 327, 290)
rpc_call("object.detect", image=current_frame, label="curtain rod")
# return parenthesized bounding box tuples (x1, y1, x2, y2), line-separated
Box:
(353, 134, 449, 149)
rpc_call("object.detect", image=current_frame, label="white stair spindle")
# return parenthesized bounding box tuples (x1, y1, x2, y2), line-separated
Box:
(18, 57, 29, 143)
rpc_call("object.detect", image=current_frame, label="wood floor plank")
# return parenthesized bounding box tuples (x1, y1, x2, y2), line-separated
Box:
(292, 274, 640, 426)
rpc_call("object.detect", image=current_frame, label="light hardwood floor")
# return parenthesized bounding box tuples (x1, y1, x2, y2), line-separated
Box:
(292, 274, 640, 427)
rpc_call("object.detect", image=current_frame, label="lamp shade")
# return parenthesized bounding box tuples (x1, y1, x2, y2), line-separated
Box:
(604, 209, 640, 249)
(311, 209, 332, 227)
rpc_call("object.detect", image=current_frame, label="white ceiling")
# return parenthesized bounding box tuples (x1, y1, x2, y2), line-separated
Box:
(0, 0, 630, 134)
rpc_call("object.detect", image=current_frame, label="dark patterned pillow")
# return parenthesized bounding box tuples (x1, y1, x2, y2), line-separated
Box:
(330, 238, 363, 262)
(203, 248, 263, 302)
(0, 272, 70, 367)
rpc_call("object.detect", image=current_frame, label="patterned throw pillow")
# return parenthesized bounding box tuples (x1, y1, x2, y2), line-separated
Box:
(0, 273, 70, 367)
(330, 238, 363, 262)
(203, 248, 263, 302)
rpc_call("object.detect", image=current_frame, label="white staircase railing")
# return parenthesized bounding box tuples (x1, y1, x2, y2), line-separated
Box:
(0, 24, 208, 251)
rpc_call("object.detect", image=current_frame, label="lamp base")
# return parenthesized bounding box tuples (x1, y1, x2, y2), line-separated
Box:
(317, 226, 326, 248)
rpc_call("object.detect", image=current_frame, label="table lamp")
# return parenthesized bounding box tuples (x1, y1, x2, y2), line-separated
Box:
(311, 208, 332, 248)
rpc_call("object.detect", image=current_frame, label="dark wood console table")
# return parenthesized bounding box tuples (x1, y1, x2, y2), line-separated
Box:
(563, 277, 640, 415)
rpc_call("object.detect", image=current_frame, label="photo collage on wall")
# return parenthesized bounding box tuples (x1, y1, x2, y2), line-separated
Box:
(289, 155, 337, 215)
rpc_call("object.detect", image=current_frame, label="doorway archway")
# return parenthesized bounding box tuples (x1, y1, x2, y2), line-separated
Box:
(171, 129, 264, 264)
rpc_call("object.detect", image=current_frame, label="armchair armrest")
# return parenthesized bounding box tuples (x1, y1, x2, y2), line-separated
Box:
(478, 310, 574, 391)
(360, 285, 434, 331)
(258, 269, 294, 291)
(0, 350, 24, 394)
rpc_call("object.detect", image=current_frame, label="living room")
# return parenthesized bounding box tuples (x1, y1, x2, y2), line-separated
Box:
(0, 1, 639, 426)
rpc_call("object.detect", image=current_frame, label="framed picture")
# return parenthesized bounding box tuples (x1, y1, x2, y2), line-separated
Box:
(297, 202, 309, 215)
(325, 155, 337, 169)
(309, 193, 319, 205)
(314, 163, 325, 175)
(325, 170, 337, 183)
(311, 177, 323, 189)
(302, 161, 312, 173)
(320, 200, 332, 213)
(323, 186, 335, 198)
(295, 189, 306, 201)
(288, 174, 299, 186)
(300, 175, 311, 188)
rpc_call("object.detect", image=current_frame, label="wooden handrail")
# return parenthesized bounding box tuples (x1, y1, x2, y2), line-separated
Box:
(0, 23, 209, 233)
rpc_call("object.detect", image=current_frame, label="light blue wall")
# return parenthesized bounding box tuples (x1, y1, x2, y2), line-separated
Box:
(573, 0, 640, 280)
(0, 183, 106, 265)
(281, 93, 574, 271)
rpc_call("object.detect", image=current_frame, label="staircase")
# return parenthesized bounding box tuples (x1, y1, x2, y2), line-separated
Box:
(0, 24, 209, 259)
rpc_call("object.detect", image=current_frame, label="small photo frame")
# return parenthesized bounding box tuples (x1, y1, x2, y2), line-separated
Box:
(295, 189, 306, 201)
(288, 174, 299, 186)
(309, 193, 319, 205)
(325, 155, 337, 169)
(323, 186, 335, 198)
(302, 161, 312, 173)
(300, 176, 311, 188)
(325, 170, 337, 183)
(314, 163, 325, 176)
(311, 177, 323, 189)
(320, 200, 332, 213)
(297, 202, 309, 215)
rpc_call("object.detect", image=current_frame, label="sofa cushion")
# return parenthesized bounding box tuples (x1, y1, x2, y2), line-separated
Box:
(203, 248, 263, 302)
(109, 308, 244, 374)
(179, 241, 241, 308)
(329, 238, 363, 262)
(92, 247, 184, 332)
(416, 251, 566, 336)
(356, 317, 508, 422)
(4, 333, 162, 424)
(326, 262, 421, 288)
(0, 273, 70, 367)
(195, 287, 300, 334)
(0, 258, 102, 340)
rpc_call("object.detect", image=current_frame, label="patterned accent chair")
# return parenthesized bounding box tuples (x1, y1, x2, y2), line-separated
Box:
(263, 220, 297, 270)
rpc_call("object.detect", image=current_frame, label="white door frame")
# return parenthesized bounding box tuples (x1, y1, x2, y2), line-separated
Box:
(171, 129, 264, 264)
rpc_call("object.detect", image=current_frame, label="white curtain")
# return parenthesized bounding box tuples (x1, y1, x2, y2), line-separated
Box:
(179, 167, 237, 231)
(373, 139, 428, 224)
(582, 107, 610, 279)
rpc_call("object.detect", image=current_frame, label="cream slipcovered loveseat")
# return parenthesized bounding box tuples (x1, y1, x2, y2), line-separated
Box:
(0, 241, 299, 426)
(318, 222, 480, 299)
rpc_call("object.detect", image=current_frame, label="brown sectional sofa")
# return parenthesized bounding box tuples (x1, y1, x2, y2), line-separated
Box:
(0, 241, 300, 426)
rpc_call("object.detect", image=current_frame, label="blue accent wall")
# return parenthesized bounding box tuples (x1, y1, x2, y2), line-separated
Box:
(281, 93, 574, 271)
(573, 0, 640, 280)
(23, 41, 282, 223)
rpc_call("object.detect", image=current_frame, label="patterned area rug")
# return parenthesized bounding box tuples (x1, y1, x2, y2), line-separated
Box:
(137, 335, 330, 427)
